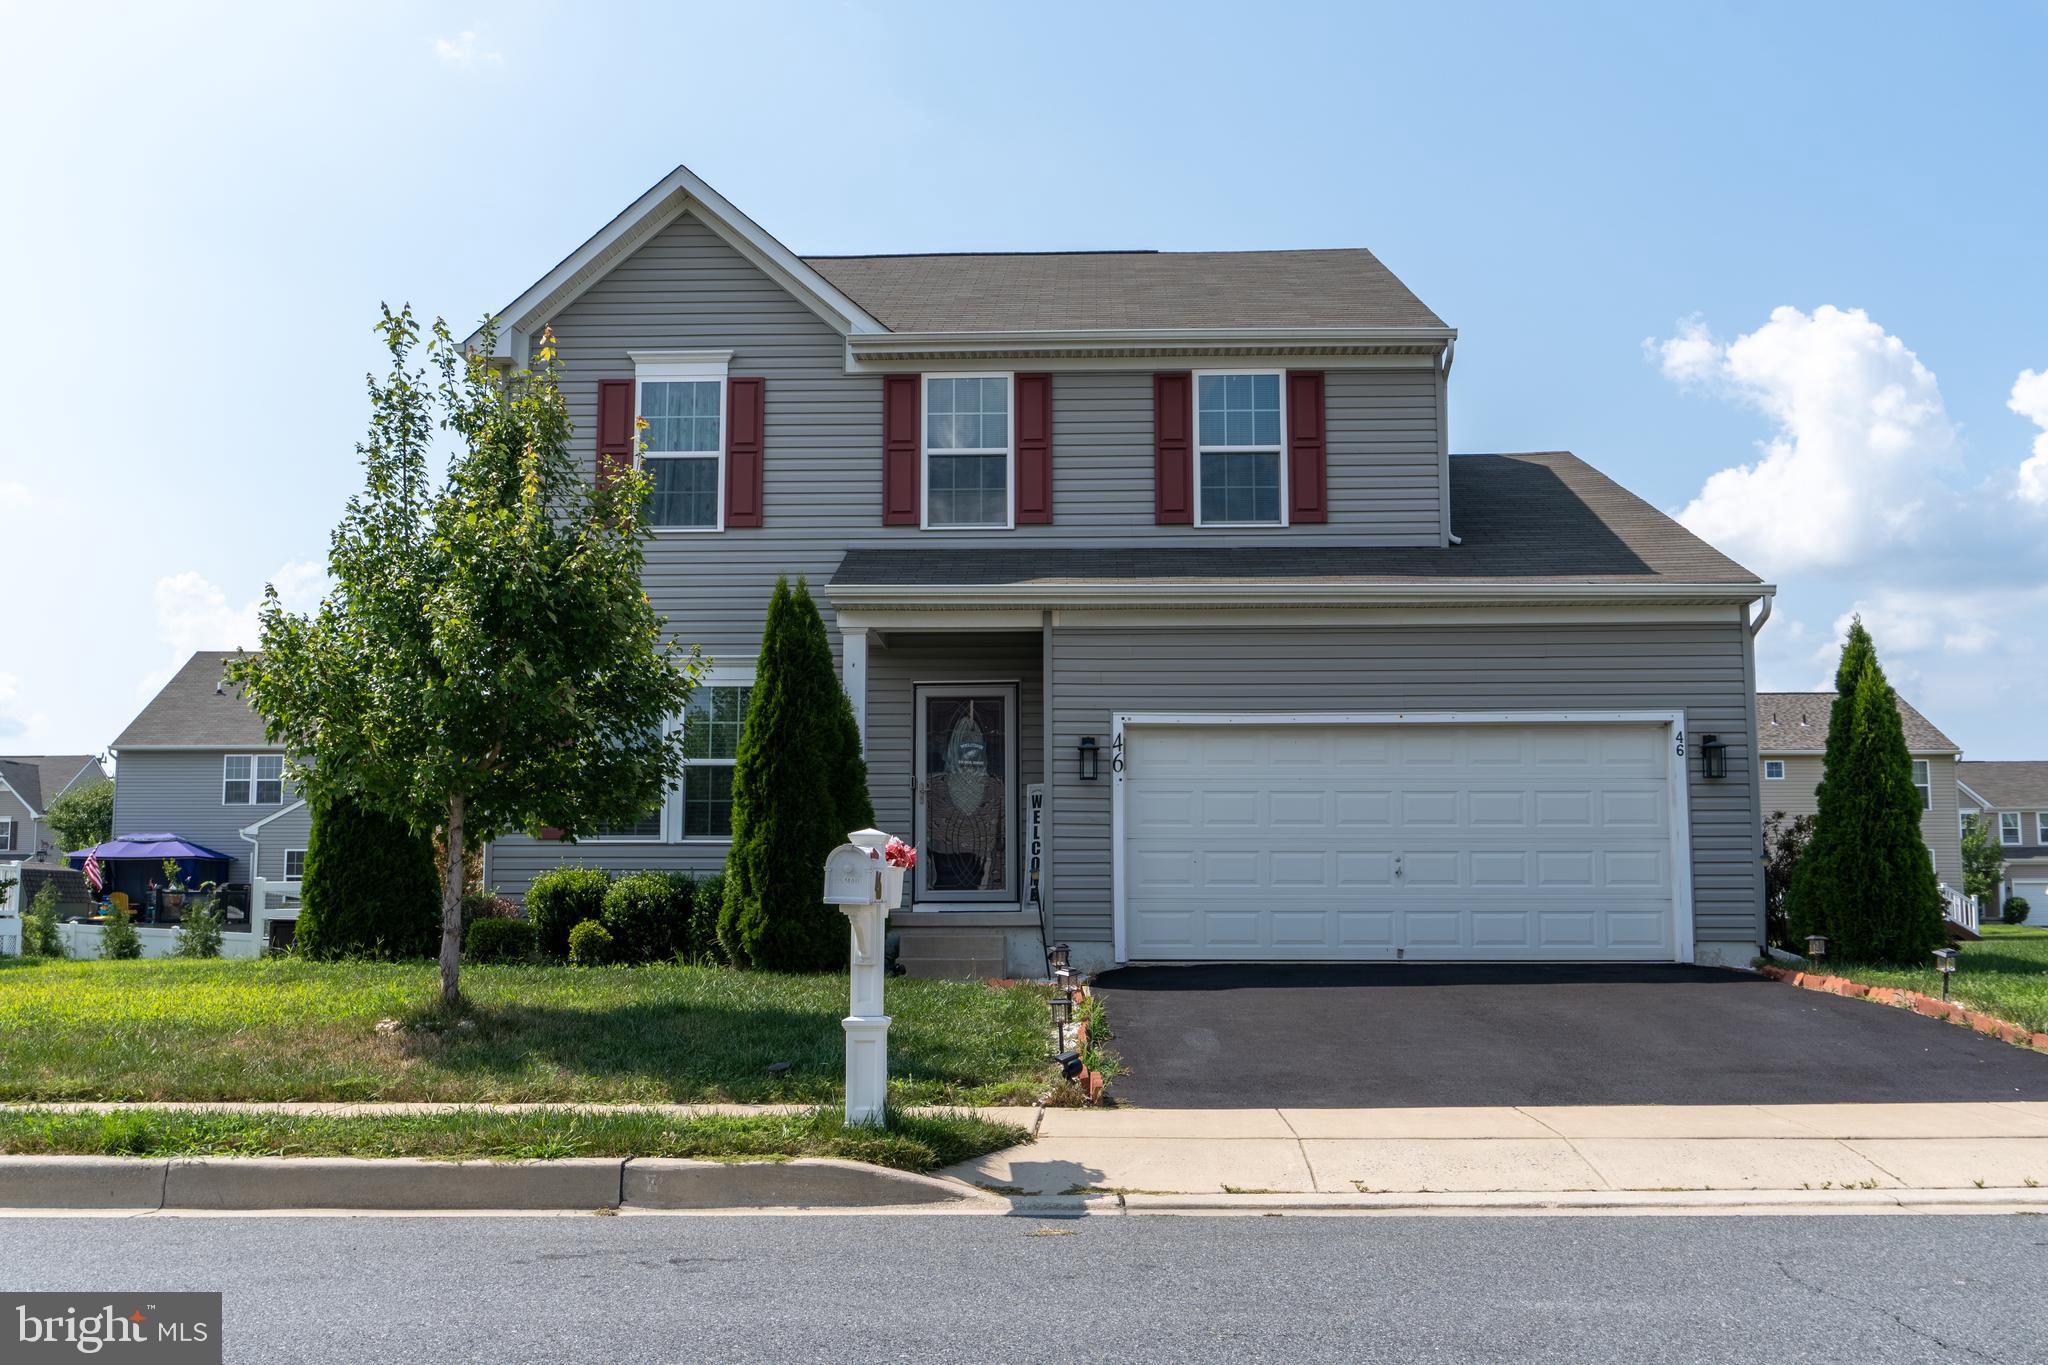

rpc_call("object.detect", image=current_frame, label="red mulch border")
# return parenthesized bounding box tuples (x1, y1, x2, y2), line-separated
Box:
(1758, 962, 2048, 1053)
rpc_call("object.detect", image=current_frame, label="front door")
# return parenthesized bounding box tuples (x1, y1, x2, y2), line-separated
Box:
(914, 684, 1018, 905)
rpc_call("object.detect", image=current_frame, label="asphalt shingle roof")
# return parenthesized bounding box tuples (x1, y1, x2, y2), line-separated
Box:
(0, 755, 105, 812)
(1756, 691, 1959, 755)
(803, 249, 1447, 333)
(832, 453, 1759, 589)
(113, 651, 275, 749)
(1957, 761, 2048, 811)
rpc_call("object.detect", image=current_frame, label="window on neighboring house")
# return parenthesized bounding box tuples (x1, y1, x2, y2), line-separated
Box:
(2038, 812, 2048, 844)
(283, 849, 306, 881)
(255, 755, 283, 805)
(225, 755, 284, 805)
(2002, 812, 2022, 846)
(924, 375, 1011, 529)
(223, 755, 251, 804)
(1764, 759, 1786, 780)
(1195, 371, 1285, 526)
(638, 359, 726, 531)
(1911, 759, 1930, 812)
(683, 684, 751, 838)
(0, 818, 14, 852)
(1962, 811, 1975, 838)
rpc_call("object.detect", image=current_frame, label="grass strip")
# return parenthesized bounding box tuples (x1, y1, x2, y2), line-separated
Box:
(1810, 925, 2048, 1035)
(0, 1106, 1025, 1174)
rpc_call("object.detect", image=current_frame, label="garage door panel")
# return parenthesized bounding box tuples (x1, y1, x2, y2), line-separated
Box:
(1123, 721, 1679, 963)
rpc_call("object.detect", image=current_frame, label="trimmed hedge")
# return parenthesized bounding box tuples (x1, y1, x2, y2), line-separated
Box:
(296, 792, 441, 960)
(601, 873, 684, 965)
(526, 867, 610, 959)
(567, 919, 614, 966)
(2007, 896, 2032, 926)
(464, 917, 536, 964)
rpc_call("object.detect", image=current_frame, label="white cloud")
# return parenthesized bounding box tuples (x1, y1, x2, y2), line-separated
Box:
(0, 481, 32, 514)
(1652, 305, 1958, 575)
(139, 561, 329, 699)
(2012, 368, 2048, 506)
(1827, 589, 2010, 662)
(432, 30, 501, 68)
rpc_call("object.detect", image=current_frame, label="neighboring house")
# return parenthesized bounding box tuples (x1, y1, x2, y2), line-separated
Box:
(1956, 761, 2048, 913)
(1756, 691, 1965, 890)
(477, 164, 1773, 977)
(0, 754, 109, 861)
(110, 651, 309, 886)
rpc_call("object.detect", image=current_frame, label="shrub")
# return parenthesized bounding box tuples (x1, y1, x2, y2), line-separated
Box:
(465, 917, 537, 963)
(526, 866, 610, 959)
(685, 871, 725, 964)
(296, 792, 441, 960)
(2006, 896, 2032, 926)
(98, 905, 142, 960)
(567, 918, 614, 966)
(601, 872, 688, 965)
(22, 884, 65, 959)
(720, 577, 873, 971)
(1763, 811, 1815, 952)
(461, 888, 517, 934)
(173, 889, 225, 960)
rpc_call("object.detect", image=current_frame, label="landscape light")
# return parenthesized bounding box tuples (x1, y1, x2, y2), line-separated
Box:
(1806, 934, 1827, 962)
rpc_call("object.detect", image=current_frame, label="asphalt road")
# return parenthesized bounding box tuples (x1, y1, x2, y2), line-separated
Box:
(1093, 962, 2048, 1107)
(4, 1213, 2046, 1363)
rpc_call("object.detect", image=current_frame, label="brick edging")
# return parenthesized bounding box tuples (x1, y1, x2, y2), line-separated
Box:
(1758, 963, 2048, 1052)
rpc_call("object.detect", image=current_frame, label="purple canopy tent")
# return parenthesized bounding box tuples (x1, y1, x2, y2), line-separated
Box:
(66, 834, 234, 913)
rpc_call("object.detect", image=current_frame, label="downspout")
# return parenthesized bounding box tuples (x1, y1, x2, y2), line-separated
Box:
(1439, 338, 1459, 547)
(1038, 610, 1054, 970)
(1748, 592, 1774, 636)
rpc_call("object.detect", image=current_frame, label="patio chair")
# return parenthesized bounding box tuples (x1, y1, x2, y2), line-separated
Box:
(108, 892, 131, 918)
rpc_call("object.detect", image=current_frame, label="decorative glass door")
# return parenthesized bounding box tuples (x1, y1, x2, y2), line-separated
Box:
(914, 684, 1017, 904)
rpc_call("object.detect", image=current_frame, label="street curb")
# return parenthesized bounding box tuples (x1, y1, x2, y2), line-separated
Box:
(0, 1156, 170, 1209)
(623, 1158, 987, 1209)
(1112, 1187, 2048, 1215)
(164, 1157, 625, 1211)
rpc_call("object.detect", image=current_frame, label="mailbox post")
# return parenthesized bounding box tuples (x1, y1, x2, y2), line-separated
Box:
(822, 828, 906, 1127)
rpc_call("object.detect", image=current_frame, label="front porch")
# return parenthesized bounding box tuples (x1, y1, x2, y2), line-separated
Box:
(844, 623, 1049, 979)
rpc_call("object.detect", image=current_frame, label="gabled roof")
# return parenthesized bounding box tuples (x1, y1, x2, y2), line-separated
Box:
(832, 453, 1763, 603)
(0, 755, 106, 814)
(114, 652, 276, 750)
(804, 249, 1445, 333)
(1756, 691, 1959, 755)
(1956, 761, 2048, 811)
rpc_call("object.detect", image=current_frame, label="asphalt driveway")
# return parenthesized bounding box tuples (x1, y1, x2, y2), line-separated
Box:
(1090, 963, 2048, 1109)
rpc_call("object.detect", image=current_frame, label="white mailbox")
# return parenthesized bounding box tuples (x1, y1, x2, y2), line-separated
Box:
(823, 827, 901, 1127)
(822, 840, 904, 911)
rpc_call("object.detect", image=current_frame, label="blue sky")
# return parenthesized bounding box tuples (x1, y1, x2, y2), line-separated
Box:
(3, 1, 2045, 759)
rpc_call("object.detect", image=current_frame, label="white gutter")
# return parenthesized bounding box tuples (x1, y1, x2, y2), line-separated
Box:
(845, 325, 1457, 367)
(827, 580, 1776, 609)
(1748, 592, 1775, 636)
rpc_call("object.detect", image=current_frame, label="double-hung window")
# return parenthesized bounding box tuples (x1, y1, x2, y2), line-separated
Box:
(0, 818, 14, 852)
(2038, 812, 2048, 844)
(1911, 760, 1931, 812)
(284, 849, 306, 881)
(2002, 812, 2022, 846)
(923, 375, 1012, 529)
(223, 754, 284, 805)
(635, 354, 728, 531)
(683, 684, 751, 838)
(1195, 371, 1285, 526)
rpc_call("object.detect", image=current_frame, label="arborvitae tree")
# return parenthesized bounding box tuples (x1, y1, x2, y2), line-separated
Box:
(295, 791, 442, 960)
(719, 577, 874, 971)
(1785, 618, 1946, 963)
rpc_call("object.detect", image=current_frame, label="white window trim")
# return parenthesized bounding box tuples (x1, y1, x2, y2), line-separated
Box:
(223, 753, 284, 806)
(920, 372, 1015, 531)
(0, 817, 14, 853)
(634, 354, 730, 535)
(680, 668, 756, 844)
(1763, 759, 1786, 780)
(283, 849, 307, 881)
(2037, 812, 2048, 845)
(1192, 368, 1289, 529)
(2002, 812, 2022, 846)
(254, 754, 284, 806)
(1911, 759, 1931, 812)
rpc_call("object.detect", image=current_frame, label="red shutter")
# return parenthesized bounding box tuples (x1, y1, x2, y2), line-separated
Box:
(882, 374, 921, 525)
(1286, 371, 1327, 524)
(1153, 372, 1193, 524)
(535, 826, 563, 842)
(595, 379, 635, 486)
(725, 377, 765, 527)
(1015, 372, 1053, 524)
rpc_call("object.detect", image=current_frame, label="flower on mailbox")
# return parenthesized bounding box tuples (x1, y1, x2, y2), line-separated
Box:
(883, 837, 918, 870)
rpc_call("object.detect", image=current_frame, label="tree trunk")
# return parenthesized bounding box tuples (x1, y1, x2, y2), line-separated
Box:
(440, 795, 467, 1007)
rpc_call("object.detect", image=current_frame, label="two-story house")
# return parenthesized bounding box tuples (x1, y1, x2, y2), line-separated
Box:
(479, 165, 1773, 978)
(1957, 761, 2048, 915)
(111, 651, 309, 890)
(1757, 691, 1965, 889)
(0, 755, 108, 861)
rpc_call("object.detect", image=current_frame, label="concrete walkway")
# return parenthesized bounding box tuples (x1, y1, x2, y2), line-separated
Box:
(944, 1102, 2048, 1198)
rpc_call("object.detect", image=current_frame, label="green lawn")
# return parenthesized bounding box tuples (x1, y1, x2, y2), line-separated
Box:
(0, 959, 1055, 1106)
(1821, 924, 2048, 1035)
(0, 1106, 1021, 1172)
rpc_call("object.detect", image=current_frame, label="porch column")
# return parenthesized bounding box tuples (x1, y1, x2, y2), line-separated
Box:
(841, 626, 869, 751)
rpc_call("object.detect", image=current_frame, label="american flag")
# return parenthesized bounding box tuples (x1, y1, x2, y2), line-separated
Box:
(83, 850, 103, 894)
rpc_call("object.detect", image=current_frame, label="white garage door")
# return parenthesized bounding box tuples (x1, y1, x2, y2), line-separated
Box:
(1121, 720, 1681, 962)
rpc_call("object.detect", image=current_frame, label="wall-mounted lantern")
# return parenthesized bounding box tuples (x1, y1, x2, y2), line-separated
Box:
(1078, 736, 1100, 781)
(1699, 733, 1727, 781)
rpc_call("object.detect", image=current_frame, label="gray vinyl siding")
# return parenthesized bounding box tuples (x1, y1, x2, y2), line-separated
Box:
(110, 750, 298, 884)
(1045, 621, 1763, 952)
(1762, 752, 1964, 890)
(536, 211, 1443, 667)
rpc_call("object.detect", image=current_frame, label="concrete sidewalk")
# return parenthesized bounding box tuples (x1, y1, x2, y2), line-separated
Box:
(944, 1102, 2048, 1199)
